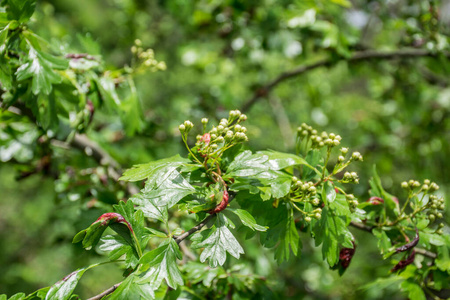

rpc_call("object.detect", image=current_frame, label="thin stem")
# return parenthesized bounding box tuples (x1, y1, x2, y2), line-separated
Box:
(181, 134, 203, 165)
(241, 49, 450, 113)
(292, 203, 307, 215)
(131, 230, 143, 258)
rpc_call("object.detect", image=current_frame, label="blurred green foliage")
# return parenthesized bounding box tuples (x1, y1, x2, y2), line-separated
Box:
(1, 0, 449, 299)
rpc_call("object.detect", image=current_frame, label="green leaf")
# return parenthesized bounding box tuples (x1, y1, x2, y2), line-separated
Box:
(183, 262, 226, 287)
(273, 208, 300, 263)
(120, 79, 144, 135)
(0, 23, 10, 54)
(136, 240, 184, 292)
(227, 208, 267, 231)
(191, 214, 244, 268)
(257, 150, 310, 170)
(369, 165, 399, 217)
(7, 0, 36, 22)
(225, 150, 268, 177)
(313, 206, 353, 267)
(36, 92, 58, 130)
(95, 76, 121, 111)
(45, 264, 99, 300)
(15, 47, 68, 95)
(372, 228, 392, 255)
(113, 201, 150, 258)
(6, 294, 25, 300)
(99, 235, 131, 260)
(120, 155, 189, 182)
(436, 235, 450, 272)
(303, 149, 323, 180)
(322, 181, 336, 204)
(72, 211, 134, 251)
(400, 280, 426, 300)
(132, 169, 195, 212)
(130, 193, 169, 223)
(107, 274, 155, 300)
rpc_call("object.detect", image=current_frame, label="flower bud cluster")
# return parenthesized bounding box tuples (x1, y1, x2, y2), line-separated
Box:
(342, 171, 359, 184)
(179, 120, 194, 133)
(192, 110, 249, 158)
(436, 223, 444, 235)
(350, 152, 363, 161)
(131, 40, 166, 72)
(304, 208, 323, 222)
(297, 124, 342, 149)
(346, 194, 359, 211)
(401, 179, 439, 192)
(229, 110, 247, 123)
(291, 177, 317, 196)
(427, 194, 445, 223)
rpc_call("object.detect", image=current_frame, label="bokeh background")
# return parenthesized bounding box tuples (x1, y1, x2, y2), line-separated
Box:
(1, 0, 449, 299)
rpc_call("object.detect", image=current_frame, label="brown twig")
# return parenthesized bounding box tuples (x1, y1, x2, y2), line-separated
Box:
(87, 281, 122, 300)
(173, 214, 216, 244)
(240, 49, 450, 113)
(350, 221, 374, 232)
(350, 222, 437, 259)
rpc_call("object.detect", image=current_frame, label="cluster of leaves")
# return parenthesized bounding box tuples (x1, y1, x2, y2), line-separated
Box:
(0, 0, 164, 150)
(1, 1, 450, 299)
(3, 111, 447, 300)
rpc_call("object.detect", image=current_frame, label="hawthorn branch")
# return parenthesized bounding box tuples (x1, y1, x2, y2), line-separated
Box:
(349, 222, 437, 259)
(87, 281, 122, 300)
(241, 49, 450, 113)
(59, 134, 140, 195)
(350, 221, 373, 232)
(173, 214, 216, 244)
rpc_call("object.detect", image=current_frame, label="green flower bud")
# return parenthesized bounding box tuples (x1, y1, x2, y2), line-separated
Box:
(225, 130, 234, 140)
(335, 135, 342, 141)
(424, 179, 430, 185)
(239, 114, 247, 121)
(305, 216, 312, 222)
(240, 126, 247, 133)
(436, 212, 443, 219)
(216, 136, 224, 143)
(352, 152, 362, 161)
(340, 147, 349, 154)
(312, 198, 320, 206)
(201, 118, 209, 124)
(439, 204, 445, 210)
(235, 124, 242, 132)
(401, 182, 409, 189)
(429, 214, 436, 222)
(315, 213, 322, 219)
(329, 133, 336, 139)
(436, 229, 444, 235)
(338, 156, 345, 163)
(179, 124, 186, 132)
